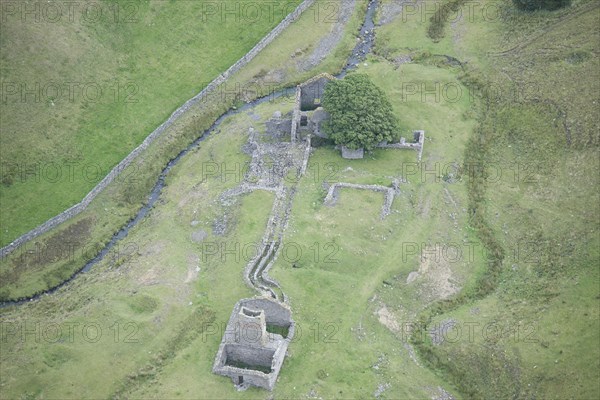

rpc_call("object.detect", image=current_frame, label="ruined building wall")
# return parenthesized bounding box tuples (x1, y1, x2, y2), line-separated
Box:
(299, 77, 331, 111)
(241, 298, 292, 328)
(224, 344, 275, 369)
(213, 297, 293, 391)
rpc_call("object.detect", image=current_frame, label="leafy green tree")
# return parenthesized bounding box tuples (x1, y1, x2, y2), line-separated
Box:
(322, 74, 399, 151)
(512, 0, 571, 11)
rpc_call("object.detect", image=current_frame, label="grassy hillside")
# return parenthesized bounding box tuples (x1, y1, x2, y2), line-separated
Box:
(0, 0, 366, 303)
(373, 0, 599, 398)
(0, 0, 479, 396)
(0, 51, 479, 398)
(0, 0, 301, 246)
(0, 0, 597, 398)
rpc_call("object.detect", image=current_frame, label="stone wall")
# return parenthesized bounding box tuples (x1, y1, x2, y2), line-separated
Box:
(299, 76, 331, 111)
(376, 130, 425, 161)
(290, 86, 302, 143)
(324, 182, 396, 218)
(341, 146, 365, 159)
(241, 298, 292, 328)
(299, 135, 312, 176)
(0, 0, 317, 259)
(213, 296, 294, 391)
(310, 108, 330, 138)
(224, 344, 275, 369)
(416, 130, 425, 161)
(214, 363, 275, 390)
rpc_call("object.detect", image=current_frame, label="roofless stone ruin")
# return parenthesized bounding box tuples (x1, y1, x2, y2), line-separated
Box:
(213, 74, 425, 391)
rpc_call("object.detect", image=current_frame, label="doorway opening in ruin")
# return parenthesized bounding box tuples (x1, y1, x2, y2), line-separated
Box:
(242, 307, 262, 317)
(238, 376, 244, 385)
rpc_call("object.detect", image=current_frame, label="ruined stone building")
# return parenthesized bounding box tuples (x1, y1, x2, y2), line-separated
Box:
(212, 74, 424, 392)
(289, 73, 425, 160)
(213, 297, 295, 391)
(291, 72, 336, 143)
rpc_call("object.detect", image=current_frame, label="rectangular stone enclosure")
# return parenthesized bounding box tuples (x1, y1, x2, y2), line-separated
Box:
(213, 297, 295, 391)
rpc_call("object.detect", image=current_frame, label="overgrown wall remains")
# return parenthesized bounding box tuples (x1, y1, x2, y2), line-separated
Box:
(1, 0, 316, 258)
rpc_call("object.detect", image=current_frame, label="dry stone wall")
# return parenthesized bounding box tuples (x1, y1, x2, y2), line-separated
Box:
(377, 130, 425, 161)
(1, 0, 317, 258)
(324, 182, 397, 219)
(341, 146, 365, 159)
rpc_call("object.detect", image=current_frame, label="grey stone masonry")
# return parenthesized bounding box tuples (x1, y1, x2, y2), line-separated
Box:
(377, 130, 425, 161)
(300, 135, 312, 176)
(309, 108, 331, 138)
(213, 297, 294, 391)
(341, 146, 365, 159)
(335, 131, 425, 161)
(298, 73, 336, 111)
(291, 73, 336, 142)
(290, 86, 302, 143)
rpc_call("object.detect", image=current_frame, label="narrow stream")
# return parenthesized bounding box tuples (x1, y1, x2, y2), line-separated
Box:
(0, 0, 379, 309)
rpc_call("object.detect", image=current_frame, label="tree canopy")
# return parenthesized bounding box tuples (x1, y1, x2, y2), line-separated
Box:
(512, 0, 571, 11)
(322, 74, 399, 151)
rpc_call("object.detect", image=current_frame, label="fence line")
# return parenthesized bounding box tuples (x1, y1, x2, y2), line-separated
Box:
(0, 0, 316, 258)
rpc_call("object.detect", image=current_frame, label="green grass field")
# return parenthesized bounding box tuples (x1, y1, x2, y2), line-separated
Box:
(0, 0, 598, 398)
(0, 0, 367, 301)
(375, 0, 600, 398)
(0, 48, 481, 395)
(0, 0, 302, 246)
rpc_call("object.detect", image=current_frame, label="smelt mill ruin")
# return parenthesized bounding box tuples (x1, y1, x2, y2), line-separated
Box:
(213, 74, 424, 390)
(212, 298, 294, 391)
